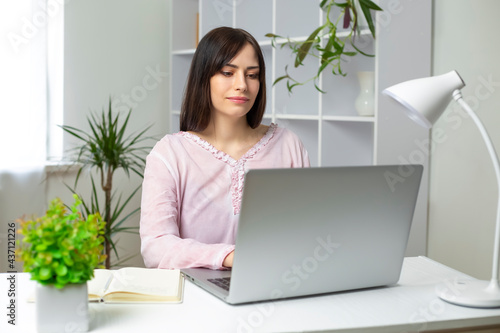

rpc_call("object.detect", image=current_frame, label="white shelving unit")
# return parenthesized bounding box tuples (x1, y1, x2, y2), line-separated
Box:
(168, 0, 432, 256)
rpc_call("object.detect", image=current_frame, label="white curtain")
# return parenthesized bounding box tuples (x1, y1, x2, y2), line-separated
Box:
(0, 1, 48, 272)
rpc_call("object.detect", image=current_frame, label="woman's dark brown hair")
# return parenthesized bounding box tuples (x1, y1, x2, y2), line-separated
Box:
(180, 27, 266, 132)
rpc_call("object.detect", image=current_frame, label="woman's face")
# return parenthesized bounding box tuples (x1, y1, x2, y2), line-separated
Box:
(209, 43, 260, 121)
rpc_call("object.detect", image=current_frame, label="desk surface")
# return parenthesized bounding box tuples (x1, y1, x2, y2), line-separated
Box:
(2, 256, 500, 333)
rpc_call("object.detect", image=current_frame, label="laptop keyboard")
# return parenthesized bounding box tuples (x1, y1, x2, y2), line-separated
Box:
(207, 277, 231, 291)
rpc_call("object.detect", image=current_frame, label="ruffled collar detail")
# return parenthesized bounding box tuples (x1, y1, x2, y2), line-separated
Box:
(176, 123, 277, 214)
(176, 123, 277, 165)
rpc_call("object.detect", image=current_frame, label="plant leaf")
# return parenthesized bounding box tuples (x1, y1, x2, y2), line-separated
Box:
(343, 4, 352, 29)
(358, 0, 382, 37)
(295, 25, 324, 67)
(314, 82, 326, 94)
(321, 29, 335, 65)
(358, 0, 383, 11)
(273, 75, 290, 86)
(350, 41, 374, 57)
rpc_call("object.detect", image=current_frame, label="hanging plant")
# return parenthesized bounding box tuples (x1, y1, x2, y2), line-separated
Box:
(266, 0, 382, 93)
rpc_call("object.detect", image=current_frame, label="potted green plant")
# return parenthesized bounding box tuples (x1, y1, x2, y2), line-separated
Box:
(266, 0, 382, 93)
(17, 194, 106, 333)
(60, 98, 154, 268)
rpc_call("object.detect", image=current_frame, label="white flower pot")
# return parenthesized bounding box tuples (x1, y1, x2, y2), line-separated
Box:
(36, 283, 89, 333)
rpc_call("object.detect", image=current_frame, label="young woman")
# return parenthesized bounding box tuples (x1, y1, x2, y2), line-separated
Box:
(140, 27, 310, 270)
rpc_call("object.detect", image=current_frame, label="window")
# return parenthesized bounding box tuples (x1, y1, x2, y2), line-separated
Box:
(1, 1, 48, 168)
(1, 0, 64, 168)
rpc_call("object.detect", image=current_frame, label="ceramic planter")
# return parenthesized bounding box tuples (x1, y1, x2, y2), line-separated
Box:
(355, 71, 375, 116)
(36, 283, 89, 333)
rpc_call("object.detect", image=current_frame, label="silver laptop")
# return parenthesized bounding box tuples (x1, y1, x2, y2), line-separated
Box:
(182, 164, 423, 304)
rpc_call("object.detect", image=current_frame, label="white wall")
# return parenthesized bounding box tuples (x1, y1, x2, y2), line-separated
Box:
(429, 0, 500, 279)
(46, 0, 170, 268)
(375, 0, 432, 257)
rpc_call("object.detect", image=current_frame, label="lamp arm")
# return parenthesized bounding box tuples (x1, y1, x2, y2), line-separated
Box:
(453, 90, 500, 284)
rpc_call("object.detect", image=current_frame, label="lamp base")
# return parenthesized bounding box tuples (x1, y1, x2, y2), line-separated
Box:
(436, 279, 500, 308)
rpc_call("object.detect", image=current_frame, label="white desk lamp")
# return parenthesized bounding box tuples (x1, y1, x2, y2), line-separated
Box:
(383, 70, 500, 308)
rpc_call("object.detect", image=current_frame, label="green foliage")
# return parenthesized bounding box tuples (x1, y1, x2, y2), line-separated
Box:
(59, 98, 154, 268)
(61, 98, 152, 182)
(17, 195, 106, 289)
(266, 0, 382, 93)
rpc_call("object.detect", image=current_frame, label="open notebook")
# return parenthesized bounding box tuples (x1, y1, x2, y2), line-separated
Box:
(27, 268, 184, 304)
(88, 267, 184, 303)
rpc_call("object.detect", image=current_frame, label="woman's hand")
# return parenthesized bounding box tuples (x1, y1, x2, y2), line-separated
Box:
(223, 251, 234, 268)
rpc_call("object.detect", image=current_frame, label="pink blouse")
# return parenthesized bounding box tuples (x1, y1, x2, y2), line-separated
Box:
(140, 123, 310, 269)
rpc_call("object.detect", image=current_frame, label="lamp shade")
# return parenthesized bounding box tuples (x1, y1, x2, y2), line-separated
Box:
(382, 70, 466, 128)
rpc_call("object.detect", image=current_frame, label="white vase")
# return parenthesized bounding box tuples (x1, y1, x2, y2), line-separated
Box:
(36, 283, 89, 333)
(355, 71, 375, 116)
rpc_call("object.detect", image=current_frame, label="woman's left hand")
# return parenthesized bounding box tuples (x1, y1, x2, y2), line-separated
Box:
(223, 251, 234, 268)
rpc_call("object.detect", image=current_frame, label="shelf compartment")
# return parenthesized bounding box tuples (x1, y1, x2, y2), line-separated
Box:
(275, 0, 319, 38)
(321, 37, 375, 117)
(321, 121, 374, 167)
(261, 44, 273, 116)
(171, 54, 194, 111)
(235, 0, 272, 42)
(172, 0, 199, 51)
(171, 113, 180, 134)
(261, 116, 274, 127)
(274, 44, 319, 116)
(275, 119, 319, 167)
(200, 0, 232, 38)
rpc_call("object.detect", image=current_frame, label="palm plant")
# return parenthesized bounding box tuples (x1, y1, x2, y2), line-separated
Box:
(60, 98, 154, 268)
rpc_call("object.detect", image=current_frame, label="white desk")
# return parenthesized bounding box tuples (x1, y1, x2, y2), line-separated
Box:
(2, 257, 500, 333)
